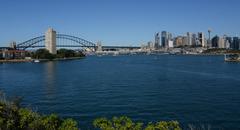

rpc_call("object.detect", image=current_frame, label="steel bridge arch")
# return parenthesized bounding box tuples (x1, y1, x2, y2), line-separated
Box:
(17, 36, 45, 50)
(16, 34, 96, 51)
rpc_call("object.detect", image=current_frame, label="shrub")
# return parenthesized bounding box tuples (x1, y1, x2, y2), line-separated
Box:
(93, 116, 181, 130)
(0, 95, 79, 130)
(59, 118, 78, 130)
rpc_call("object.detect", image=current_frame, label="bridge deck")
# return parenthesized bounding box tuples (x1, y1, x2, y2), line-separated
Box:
(102, 46, 140, 49)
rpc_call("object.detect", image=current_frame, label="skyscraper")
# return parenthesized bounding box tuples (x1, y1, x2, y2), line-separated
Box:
(187, 32, 192, 46)
(225, 37, 233, 49)
(168, 33, 173, 41)
(218, 37, 225, 48)
(161, 31, 172, 48)
(192, 33, 197, 46)
(161, 31, 167, 47)
(232, 37, 240, 50)
(198, 32, 205, 47)
(211, 35, 219, 48)
(154, 32, 160, 49)
(182, 36, 188, 46)
(167, 33, 173, 47)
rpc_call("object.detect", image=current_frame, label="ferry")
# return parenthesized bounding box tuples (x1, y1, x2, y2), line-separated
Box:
(224, 54, 240, 62)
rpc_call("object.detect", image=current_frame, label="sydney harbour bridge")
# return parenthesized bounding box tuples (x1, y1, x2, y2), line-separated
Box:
(1, 28, 140, 54)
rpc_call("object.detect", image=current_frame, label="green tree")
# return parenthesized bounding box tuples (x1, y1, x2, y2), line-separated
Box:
(18, 108, 39, 129)
(41, 114, 61, 130)
(94, 116, 182, 130)
(93, 117, 114, 130)
(58, 118, 78, 130)
(57, 49, 76, 58)
(33, 49, 56, 60)
(93, 116, 143, 130)
(0, 92, 81, 130)
(145, 121, 181, 130)
(0, 100, 19, 130)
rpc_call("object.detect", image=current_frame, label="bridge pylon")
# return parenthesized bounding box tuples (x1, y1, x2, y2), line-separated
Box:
(45, 28, 57, 54)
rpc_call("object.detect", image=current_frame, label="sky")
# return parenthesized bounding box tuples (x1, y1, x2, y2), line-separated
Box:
(0, 0, 240, 46)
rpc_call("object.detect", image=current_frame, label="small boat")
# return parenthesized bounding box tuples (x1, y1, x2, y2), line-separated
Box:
(33, 59, 40, 63)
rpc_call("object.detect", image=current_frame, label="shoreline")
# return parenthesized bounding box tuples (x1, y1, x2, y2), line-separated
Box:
(0, 59, 33, 63)
(0, 57, 85, 63)
(0, 54, 234, 63)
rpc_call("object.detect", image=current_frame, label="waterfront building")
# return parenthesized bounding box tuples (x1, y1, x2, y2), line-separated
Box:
(168, 33, 173, 47)
(161, 31, 173, 48)
(232, 37, 240, 50)
(223, 35, 229, 49)
(45, 28, 57, 54)
(174, 36, 183, 47)
(192, 33, 197, 46)
(225, 37, 233, 49)
(198, 32, 206, 47)
(154, 32, 160, 49)
(0, 48, 26, 59)
(211, 35, 219, 48)
(168, 40, 174, 48)
(218, 37, 225, 48)
(168, 33, 173, 41)
(207, 39, 212, 48)
(182, 36, 188, 46)
(161, 31, 168, 47)
(225, 40, 231, 49)
(187, 32, 192, 46)
(195, 39, 202, 46)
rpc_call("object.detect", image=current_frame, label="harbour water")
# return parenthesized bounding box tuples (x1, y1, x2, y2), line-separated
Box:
(0, 55, 240, 129)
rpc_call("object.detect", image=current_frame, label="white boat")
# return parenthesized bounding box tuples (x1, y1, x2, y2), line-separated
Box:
(34, 59, 40, 63)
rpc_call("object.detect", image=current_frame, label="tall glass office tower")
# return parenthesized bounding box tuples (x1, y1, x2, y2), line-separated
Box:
(161, 31, 168, 47)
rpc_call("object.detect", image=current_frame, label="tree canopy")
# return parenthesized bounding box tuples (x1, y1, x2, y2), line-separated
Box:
(31, 48, 85, 60)
(93, 116, 182, 130)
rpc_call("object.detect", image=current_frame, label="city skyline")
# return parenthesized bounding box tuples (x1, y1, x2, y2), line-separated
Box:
(1, 0, 240, 46)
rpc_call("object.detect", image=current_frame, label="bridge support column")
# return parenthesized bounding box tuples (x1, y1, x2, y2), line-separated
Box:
(45, 28, 57, 54)
(96, 41, 102, 52)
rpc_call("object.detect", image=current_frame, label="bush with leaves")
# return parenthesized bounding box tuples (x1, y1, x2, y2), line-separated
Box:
(33, 49, 56, 60)
(59, 118, 79, 130)
(0, 93, 79, 130)
(145, 121, 181, 130)
(93, 116, 182, 130)
(94, 116, 143, 130)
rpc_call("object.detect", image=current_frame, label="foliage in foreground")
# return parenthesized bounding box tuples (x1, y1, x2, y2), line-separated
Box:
(0, 93, 78, 130)
(93, 116, 182, 130)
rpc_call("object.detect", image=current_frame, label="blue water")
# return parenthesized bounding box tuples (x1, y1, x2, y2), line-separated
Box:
(0, 55, 240, 129)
